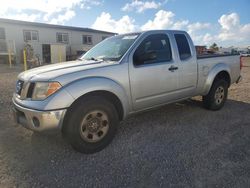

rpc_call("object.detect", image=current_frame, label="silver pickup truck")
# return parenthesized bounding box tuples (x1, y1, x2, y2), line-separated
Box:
(12, 30, 242, 153)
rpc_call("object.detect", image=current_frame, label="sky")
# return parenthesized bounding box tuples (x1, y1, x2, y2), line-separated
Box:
(0, 0, 250, 47)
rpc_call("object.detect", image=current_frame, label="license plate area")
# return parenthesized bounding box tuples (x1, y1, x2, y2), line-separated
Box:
(12, 107, 26, 124)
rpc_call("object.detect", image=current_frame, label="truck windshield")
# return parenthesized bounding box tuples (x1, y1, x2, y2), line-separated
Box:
(80, 34, 140, 62)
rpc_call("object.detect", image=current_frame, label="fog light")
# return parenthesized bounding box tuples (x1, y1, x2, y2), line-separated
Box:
(32, 117, 40, 128)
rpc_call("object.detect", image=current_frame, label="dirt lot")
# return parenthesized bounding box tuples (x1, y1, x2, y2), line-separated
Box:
(0, 59, 250, 187)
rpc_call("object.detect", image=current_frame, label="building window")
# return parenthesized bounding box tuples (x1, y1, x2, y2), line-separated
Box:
(0, 27, 6, 39)
(82, 35, 92, 45)
(23, 30, 39, 41)
(57, 33, 69, 43)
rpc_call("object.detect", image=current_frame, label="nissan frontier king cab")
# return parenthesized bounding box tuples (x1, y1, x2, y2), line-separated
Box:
(12, 30, 242, 153)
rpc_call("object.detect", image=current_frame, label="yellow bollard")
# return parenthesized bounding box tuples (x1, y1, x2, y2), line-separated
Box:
(8, 48, 12, 68)
(23, 49, 27, 71)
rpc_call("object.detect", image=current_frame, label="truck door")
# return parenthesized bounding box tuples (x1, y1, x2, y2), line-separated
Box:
(174, 33, 198, 95)
(129, 33, 179, 110)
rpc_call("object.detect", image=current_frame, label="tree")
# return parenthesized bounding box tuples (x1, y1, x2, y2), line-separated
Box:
(231, 49, 239, 55)
(209, 43, 219, 51)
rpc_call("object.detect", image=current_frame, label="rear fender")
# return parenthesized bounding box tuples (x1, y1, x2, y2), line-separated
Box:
(202, 63, 231, 95)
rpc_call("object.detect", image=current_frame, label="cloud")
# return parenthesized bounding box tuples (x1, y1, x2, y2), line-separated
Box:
(0, 0, 80, 17)
(49, 10, 76, 25)
(171, 20, 189, 30)
(92, 10, 250, 46)
(80, 0, 102, 10)
(187, 22, 211, 34)
(92, 12, 137, 33)
(187, 13, 250, 46)
(1, 1, 249, 47)
(218, 12, 250, 43)
(202, 33, 214, 44)
(139, 10, 213, 45)
(0, 0, 101, 24)
(122, 0, 161, 13)
(186, 22, 212, 45)
(0, 13, 41, 22)
(141, 10, 175, 30)
(218, 13, 239, 31)
(92, 10, 175, 33)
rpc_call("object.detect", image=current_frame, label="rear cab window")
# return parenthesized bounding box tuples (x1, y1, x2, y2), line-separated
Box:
(174, 34, 191, 60)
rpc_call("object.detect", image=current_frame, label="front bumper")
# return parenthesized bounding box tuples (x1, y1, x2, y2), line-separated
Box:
(12, 98, 67, 132)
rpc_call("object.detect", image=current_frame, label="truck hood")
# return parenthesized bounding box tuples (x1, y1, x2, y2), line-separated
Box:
(18, 60, 117, 82)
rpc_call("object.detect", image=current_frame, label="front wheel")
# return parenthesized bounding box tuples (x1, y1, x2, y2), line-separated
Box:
(202, 79, 229, 110)
(63, 96, 119, 154)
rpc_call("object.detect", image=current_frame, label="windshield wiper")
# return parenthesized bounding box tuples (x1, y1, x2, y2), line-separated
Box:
(103, 57, 119, 61)
(80, 57, 117, 62)
(82, 57, 104, 61)
(89, 57, 99, 61)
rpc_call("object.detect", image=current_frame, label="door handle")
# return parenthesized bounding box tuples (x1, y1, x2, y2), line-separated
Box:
(168, 65, 178, 72)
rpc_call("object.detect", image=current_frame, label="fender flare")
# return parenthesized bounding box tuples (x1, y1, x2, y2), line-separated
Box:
(63, 77, 130, 118)
(202, 63, 231, 95)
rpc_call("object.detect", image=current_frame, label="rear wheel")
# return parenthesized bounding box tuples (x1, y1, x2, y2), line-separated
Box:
(203, 79, 229, 110)
(63, 96, 119, 154)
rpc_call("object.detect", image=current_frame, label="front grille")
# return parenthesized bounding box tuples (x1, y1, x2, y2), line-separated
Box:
(16, 80, 24, 95)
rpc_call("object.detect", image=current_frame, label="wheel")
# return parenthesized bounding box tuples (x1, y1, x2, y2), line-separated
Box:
(63, 96, 119, 154)
(202, 79, 229, 110)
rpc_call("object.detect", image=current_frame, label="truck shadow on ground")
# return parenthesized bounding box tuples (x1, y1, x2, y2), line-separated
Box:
(2, 98, 250, 187)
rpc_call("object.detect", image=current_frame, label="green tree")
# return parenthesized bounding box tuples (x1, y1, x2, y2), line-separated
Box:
(209, 43, 219, 51)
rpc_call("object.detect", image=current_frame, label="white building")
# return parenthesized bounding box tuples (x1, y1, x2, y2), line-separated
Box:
(0, 18, 115, 64)
(219, 46, 250, 54)
(219, 46, 235, 54)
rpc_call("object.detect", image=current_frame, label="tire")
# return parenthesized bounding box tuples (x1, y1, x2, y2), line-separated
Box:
(63, 96, 119, 154)
(202, 79, 229, 110)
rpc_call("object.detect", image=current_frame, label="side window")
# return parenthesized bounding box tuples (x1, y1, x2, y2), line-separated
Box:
(133, 34, 172, 66)
(174, 34, 191, 60)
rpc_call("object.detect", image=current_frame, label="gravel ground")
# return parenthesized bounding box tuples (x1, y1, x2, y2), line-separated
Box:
(0, 59, 250, 188)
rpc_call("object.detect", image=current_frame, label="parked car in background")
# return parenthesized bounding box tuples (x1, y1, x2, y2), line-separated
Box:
(12, 30, 242, 153)
(240, 52, 250, 57)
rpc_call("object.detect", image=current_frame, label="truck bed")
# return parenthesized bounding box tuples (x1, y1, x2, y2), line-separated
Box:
(197, 54, 238, 59)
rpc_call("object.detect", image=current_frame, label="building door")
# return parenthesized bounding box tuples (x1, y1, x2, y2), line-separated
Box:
(42, 44, 51, 64)
(50, 44, 66, 63)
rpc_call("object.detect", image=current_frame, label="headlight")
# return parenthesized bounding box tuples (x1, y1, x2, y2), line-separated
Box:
(32, 82, 62, 100)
